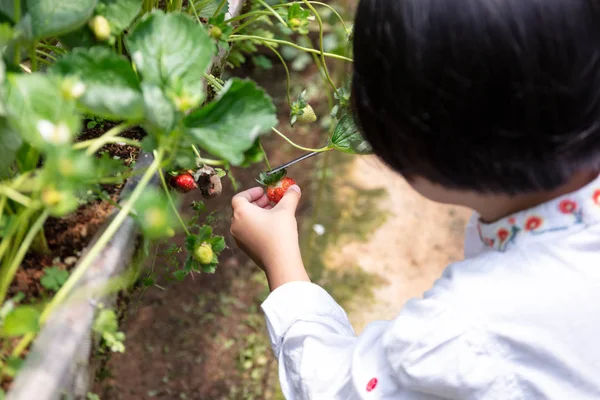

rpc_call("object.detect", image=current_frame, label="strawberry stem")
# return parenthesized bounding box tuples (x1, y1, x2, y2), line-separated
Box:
(271, 127, 331, 153)
(259, 140, 272, 170)
(158, 168, 190, 236)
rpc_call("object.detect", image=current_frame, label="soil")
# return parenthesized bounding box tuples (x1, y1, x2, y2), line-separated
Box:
(93, 65, 327, 400)
(8, 123, 143, 308)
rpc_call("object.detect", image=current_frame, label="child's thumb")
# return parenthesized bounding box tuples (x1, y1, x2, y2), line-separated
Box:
(276, 185, 301, 212)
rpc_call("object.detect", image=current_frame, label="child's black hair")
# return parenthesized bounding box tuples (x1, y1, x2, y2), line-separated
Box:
(352, 0, 600, 194)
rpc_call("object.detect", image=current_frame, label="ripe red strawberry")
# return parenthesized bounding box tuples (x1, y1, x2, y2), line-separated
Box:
(170, 173, 197, 193)
(266, 177, 296, 204)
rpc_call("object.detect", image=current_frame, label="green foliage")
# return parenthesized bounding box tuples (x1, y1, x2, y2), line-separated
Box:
(184, 79, 277, 165)
(125, 11, 213, 101)
(287, 4, 310, 35)
(1, 306, 40, 337)
(330, 114, 373, 155)
(24, 0, 96, 40)
(52, 47, 145, 120)
(40, 267, 69, 291)
(93, 308, 125, 353)
(180, 225, 225, 277)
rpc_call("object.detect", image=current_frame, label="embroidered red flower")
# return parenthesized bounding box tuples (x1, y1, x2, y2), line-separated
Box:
(593, 190, 600, 205)
(497, 228, 510, 242)
(558, 199, 577, 214)
(366, 377, 378, 392)
(508, 217, 516, 225)
(525, 216, 543, 231)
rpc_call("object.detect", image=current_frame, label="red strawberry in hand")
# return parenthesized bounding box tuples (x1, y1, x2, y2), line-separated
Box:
(257, 169, 296, 204)
(170, 173, 197, 193)
(266, 177, 296, 204)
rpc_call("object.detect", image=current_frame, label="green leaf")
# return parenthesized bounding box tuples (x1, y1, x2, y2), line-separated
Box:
(93, 308, 118, 334)
(40, 266, 69, 291)
(4, 356, 23, 377)
(58, 25, 97, 50)
(194, 0, 229, 18)
(132, 187, 177, 240)
(0, 118, 22, 179)
(173, 269, 187, 281)
(207, 236, 225, 253)
(197, 225, 212, 242)
(25, 0, 97, 40)
(0, 0, 26, 23)
(52, 47, 144, 121)
(125, 11, 213, 99)
(5, 73, 80, 149)
(330, 114, 373, 155)
(96, 0, 141, 35)
(2, 306, 40, 337)
(141, 82, 176, 134)
(184, 79, 277, 165)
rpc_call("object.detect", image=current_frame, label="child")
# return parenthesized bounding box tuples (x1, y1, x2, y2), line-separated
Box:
(230, 0, 600, 398)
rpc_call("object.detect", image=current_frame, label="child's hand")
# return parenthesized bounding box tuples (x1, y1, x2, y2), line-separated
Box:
(230, 185, 309, 290)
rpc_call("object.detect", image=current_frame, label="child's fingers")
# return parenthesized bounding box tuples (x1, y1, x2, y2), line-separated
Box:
(252, 193, 271, 208)
(232, 187, 264, 208)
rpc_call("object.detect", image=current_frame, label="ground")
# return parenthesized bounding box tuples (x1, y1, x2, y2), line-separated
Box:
(92, 66, 472, 399)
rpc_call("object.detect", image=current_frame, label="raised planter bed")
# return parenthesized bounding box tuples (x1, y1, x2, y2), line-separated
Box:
(5, 1, 244, 399)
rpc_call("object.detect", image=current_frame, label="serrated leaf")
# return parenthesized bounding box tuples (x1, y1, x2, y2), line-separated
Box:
(5, 73, 80, 149)
(200, 262, 217, 273)
(207, 236, 225, 253)
(52, 47, 144, 121)
(40, 266, 69, 291)
(96, 0, 141, 35)
(2, 306, 40, 337)
(126, 11, 213, 99)
(25, 0, 97, 40)
(173, 269, 187, 281)
(330, 114, 373, 155)
(184, 79, 277, 165)
(184, 234, 198, 252)
(195, 0, 229, 18)
(197, 225, 212, 242)
(0, 118, 22, 179)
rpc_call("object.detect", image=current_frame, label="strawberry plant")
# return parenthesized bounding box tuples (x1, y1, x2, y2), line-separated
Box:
(0, 0, 368, 392)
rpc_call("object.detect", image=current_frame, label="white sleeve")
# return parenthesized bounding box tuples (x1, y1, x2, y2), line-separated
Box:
(262, 280, 524, 400)
(261, 281, 401, 399)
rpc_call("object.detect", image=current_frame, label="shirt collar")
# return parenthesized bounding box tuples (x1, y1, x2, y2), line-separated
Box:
(477, 175, 600, 251)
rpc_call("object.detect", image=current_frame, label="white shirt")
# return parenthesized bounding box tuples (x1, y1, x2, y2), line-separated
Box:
(261, 176, 600, 399)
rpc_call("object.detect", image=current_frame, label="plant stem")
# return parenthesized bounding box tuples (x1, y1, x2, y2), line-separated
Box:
(301, 0, 338, 94)
(11, 151, 164, 357)
(255, 0, 287, 27)
(226, 2, 348, 33)
(73, 123, 132, 154)
(0, 210, 48, 306)
(158, 167, 190, 236)
(203, 72, 224, 92)
(271, 127, 330, 153)
(213, 0, 228, 17)
(191, 144, 226, 166)
(264, 44, 292, 107)
(228, 35, 353, 62)
(35, 49, 57, 62)
(0, 186, 33, 208)
(259, 140, 271, 170)
(37, 42, 67, 55)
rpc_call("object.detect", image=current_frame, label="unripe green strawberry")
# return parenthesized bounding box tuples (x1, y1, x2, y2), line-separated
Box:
(194, 243, 214, 265)
(289, 18, 301, 28)
(295, 104, 316, 124)
(209, 25, 222, 39)
(89, 16, 111, 41)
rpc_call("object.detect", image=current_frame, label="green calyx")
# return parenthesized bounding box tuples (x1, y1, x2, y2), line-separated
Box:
(256, 168, 286, 186)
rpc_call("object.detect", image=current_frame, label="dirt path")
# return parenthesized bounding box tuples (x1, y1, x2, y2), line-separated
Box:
(325, 156, 472, 334)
